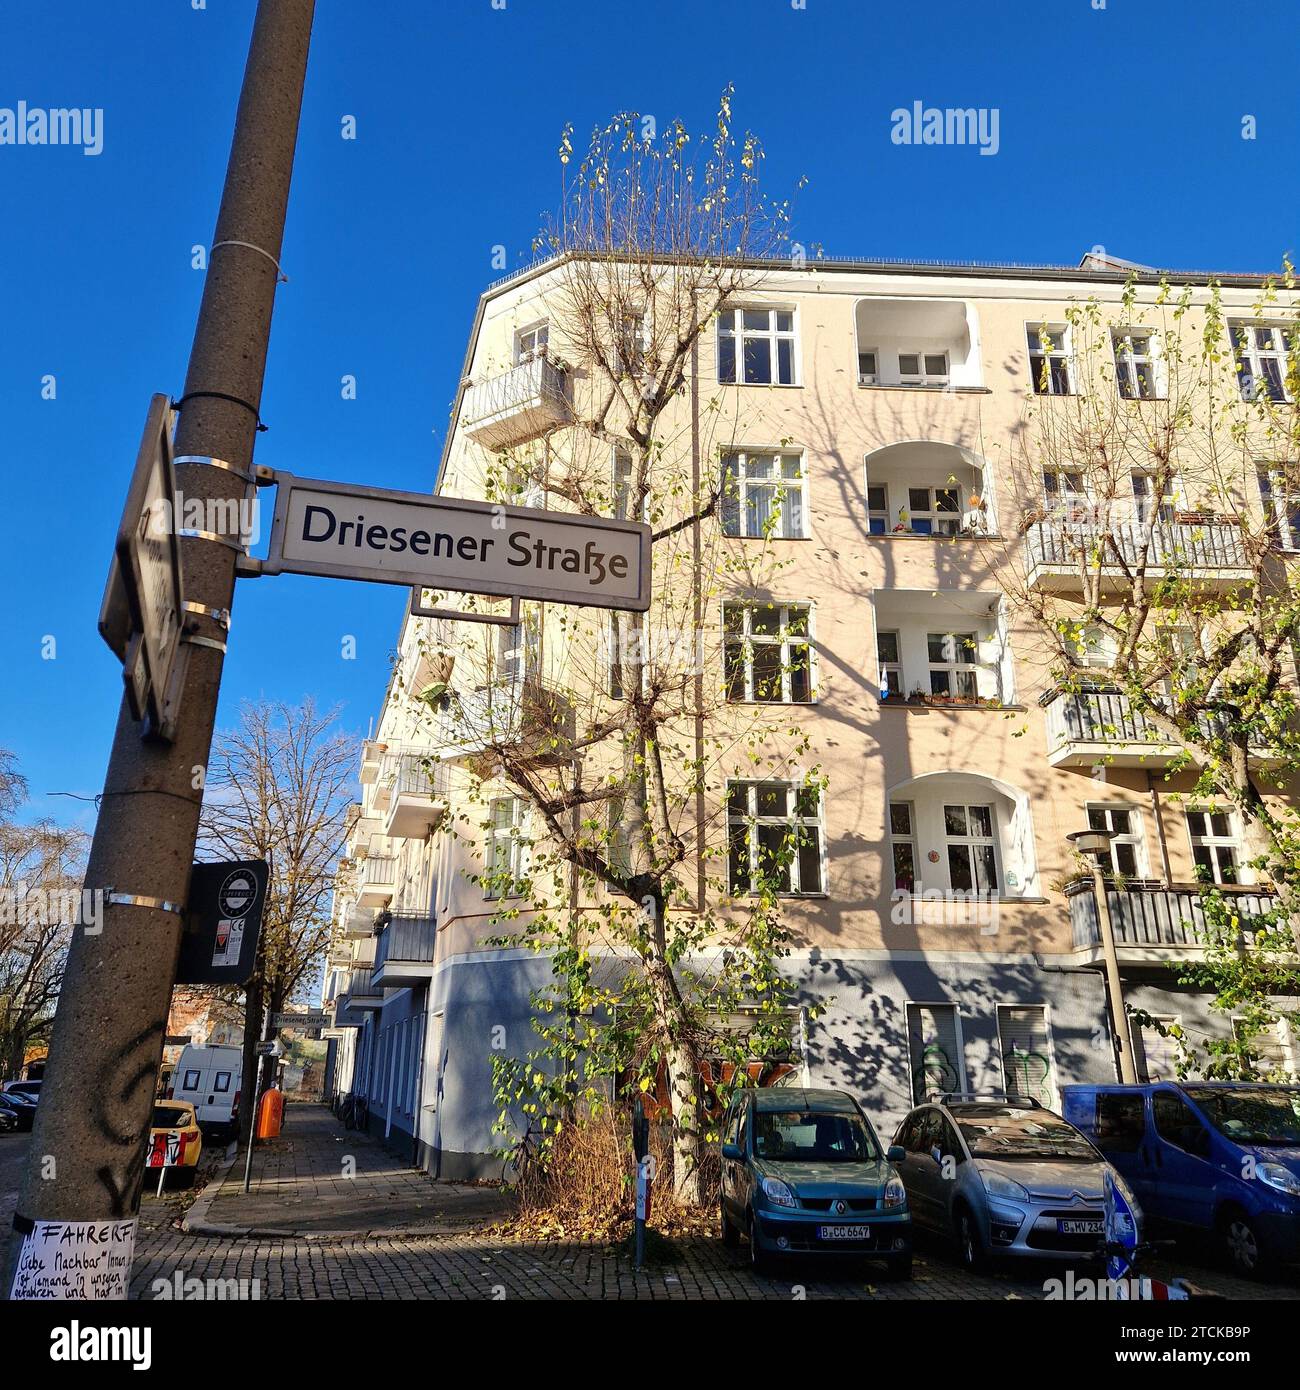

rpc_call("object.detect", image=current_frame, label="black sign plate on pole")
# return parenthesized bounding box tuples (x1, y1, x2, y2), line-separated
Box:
(176, 860, 268, 986)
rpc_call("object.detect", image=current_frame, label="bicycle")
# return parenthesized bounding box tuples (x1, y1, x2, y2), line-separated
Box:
(339, 1092, 369, 1131)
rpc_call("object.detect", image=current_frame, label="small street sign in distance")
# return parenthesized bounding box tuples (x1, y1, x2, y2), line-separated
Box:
(250, 472, 652, 612)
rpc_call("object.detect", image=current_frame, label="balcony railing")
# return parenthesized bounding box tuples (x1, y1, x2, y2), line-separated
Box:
(380, 752, 447, 839)
(439, 680, 576, 766)
(372, 913, 438, 988)
(462, 357, 570, 451)
(1067, 881, 1276, 951)
(1025, 513, 1249, 589)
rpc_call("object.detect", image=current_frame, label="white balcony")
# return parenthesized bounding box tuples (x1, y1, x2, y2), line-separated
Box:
(854, 298, 982, 390)
(379, 752, 448, 840)
(462, 357, 570, 451)
(359, 740, 387, 786)
(355, 855, 396, 910)
(340, 903, 374, 939)
(863, 441, 997, 537)
(873, 590, 1015, 708)
(1025, 511, 1250, 592)
(346, 816, 382, 859)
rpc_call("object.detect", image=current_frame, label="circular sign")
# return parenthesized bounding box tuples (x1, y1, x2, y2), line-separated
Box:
(218, 869, 257, 918)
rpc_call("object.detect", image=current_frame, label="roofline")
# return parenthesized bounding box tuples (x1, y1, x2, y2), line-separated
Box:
(432, 249, 1295, 495)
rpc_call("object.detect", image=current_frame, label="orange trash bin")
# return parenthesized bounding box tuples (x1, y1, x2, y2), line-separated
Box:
(256, 1086, 284, 1140)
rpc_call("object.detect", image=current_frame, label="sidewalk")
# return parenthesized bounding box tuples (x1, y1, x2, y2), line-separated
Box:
(185, 1103, 511, 1237)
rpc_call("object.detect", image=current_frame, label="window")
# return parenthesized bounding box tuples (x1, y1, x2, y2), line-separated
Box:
(905, 486, 960, 536)
(997, 1005, 1056, 1108)
(515, 321, 549, 364)
(1230, 321, 1293, 402)
(1094, 1092, 1146, 1152)
(1027, 323, 1072, 395)
(606, 792, 634, 875)
(213, 1072, 232, 1093)
(612, 446, 636, 521)
(717, 307, 797, 385)
(898, 351, 950, 386)
(1139, 1018, 1182, 1082)
(857, 348, 878, 385)
(1152, 1091, 1210, 1156)
(723, 603, 814, 703)
(866, 484, 889, 535)
(727, 781, 824, 895)
(1258, 469, 1300, 550)
(1070, 624, 1116, 670)
(182, 1070, 200, 1091)
(1086, 804, 1145, 878)
(877, 630, 903, 700)
(1043, 467, 1086, 511)
(497, 617, 538, 683)
(720, 450, 808, 539)
(907, 1003, 965, 1104)
(1131, 469, 1176, 524)
(1186, 809, 1240, 885)
(943, 804, 998, 893)
(484, 797, 530, 898)
(889, 802, 916, 891)
(1232, 1019, 1296, 1079)
(1113, 330, 1161, 400)
(615, 310, 647, 379)
(927, 631, 980, 700)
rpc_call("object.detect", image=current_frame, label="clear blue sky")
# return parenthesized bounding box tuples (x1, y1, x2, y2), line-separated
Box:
(1, 0, 1295, 833)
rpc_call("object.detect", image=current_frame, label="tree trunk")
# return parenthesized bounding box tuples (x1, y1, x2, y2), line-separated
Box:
(643, 920, 703, 1207)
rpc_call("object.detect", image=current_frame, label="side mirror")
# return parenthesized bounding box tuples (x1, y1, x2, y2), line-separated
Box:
(887, 1145, 906, 1163)
(930, 1145, 943, 1164)
(721, 1142, 742, 1162)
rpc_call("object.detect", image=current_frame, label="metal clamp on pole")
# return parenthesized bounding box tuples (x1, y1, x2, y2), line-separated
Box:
(178, 527, 248, 553)
(181, 600, 231, 631)
(104, 891, 186, 917)
(172, 454, 257, 486)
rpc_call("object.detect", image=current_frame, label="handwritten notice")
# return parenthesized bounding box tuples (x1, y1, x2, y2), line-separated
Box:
(9, 1218, 136, 1300)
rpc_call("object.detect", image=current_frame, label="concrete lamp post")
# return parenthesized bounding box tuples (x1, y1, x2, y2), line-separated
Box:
(1067, 828, 1140, 1085)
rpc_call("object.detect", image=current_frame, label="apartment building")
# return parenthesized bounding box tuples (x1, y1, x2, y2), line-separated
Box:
(321, 250, 1300, 1179)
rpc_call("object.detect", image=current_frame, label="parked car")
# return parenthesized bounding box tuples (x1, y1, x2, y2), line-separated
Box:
(0, 1087, 37, 1132)
(1063, 1081, 1300, 1278)
(145, 1101, 203, 1188)
(719, 1087, 913, 1278)
(2, 1080, 41, 1102)
(892, 1096, 1141, 1269)
(169, 1044, 242, 1132)
(0, 1097, 19, 1134)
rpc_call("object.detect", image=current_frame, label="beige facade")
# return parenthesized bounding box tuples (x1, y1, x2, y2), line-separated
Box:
(322, 252, 1299, 1175)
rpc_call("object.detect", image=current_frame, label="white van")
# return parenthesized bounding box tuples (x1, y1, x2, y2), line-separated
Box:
(170, 1044, 243, 1130)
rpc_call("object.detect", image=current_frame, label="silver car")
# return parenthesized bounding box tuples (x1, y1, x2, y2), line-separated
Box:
(891, 1098, 1142, 1268)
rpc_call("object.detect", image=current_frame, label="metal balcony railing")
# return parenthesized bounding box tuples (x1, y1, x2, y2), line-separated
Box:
(462, 357, 570, 449)
(374, 913, 437, 970)
(1027, 514, 1248, 576)
(1067, 881, 1276, 950)
(1044, 688, 1158, 745)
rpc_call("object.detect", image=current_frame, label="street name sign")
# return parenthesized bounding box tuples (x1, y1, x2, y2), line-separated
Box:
(253, 473, 651, 612)
(175, 860, 268, 987)
(273, 1010, 330, 1030)
(98, 394, 186, 736)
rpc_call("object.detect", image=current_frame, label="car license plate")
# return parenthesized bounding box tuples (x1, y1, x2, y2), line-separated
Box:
(1058, 1218, 1103, 1235)
(818, 1224, 866, 1242)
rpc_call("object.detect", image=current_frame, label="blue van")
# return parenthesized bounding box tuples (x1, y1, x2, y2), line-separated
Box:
(1062, 1082, 1300, 1278)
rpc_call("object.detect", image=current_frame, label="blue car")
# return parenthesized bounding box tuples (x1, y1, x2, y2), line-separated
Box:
(1062, 1082, 1300, 1278)
(719, 1087, 912, 1278)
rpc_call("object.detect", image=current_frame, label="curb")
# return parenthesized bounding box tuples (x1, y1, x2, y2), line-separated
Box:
(180, 1149, 240, 1234)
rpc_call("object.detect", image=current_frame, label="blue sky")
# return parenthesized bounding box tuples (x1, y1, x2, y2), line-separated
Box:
(1, 0, 1296, 831)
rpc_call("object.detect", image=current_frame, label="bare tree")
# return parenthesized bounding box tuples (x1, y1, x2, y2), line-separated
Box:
(201, 700, 357, 1143)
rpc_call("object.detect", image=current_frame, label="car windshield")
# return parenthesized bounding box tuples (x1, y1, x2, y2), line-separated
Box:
(752, 1108, 878, 1162)
(1184, 1088, 1300, 1146)
(954, 1108, 1096, 1159)
(152, 1106, 190, 1129)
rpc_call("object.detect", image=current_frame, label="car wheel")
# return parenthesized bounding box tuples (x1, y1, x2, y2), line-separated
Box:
(1221, 1210, 1271, 1280)
(886, 1252, 913, 1281)
(721, 1203, 740, 1249)
(956, 1207, 985, 1272)
(747, 1213, 773, 1276)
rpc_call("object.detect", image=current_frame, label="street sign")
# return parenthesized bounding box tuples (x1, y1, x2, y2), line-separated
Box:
(175, 860, 268, 986)
(273, 1010, 329, 1030)
(256, 1039, 285, 1058)
(252, 472, 651, 612)
(98, 394, 187, 736)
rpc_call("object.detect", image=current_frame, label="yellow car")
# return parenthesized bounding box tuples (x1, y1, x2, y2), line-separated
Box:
(146, 1101, 203, 1188)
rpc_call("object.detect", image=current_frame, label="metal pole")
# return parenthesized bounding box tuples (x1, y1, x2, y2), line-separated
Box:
(1093, 860, 1139, 1084)
(242, 1015, 274, 1194)
(5, 0, 314, 1299)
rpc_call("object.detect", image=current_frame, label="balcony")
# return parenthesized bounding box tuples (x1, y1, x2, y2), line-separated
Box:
(874, 590, 1015, 707)
(346, 816, 382, 858)
(359, 740, 387, 786)
(462, 357, 570, 451)
(380, 752, 448, 840)
(864, 441, 996, 537)
(1041, 689, 1180, 768)
(371, 913, 438, 989)
(1025, 512, 1250, 592)
(439, 679, 577, 767)
(854, 298, 982, 390)
(339, 901, 374, 939)
(355, 855, 396, 910)
(338, 965, 383, 1013)
(1068, 881, 1276, 963)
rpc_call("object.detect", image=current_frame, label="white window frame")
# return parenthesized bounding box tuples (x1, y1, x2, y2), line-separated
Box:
(611, 445, 647, 522)
(1027, 322, 1074, 396)
(857, 346, 879, 386)
(889, 801, 917, 892)
(866, 482, 889, 535)
(484, 796, 530, 899)
(497, 613, 538, 684)
(1112, 329, 1163, 400)
(723, 602, 816, 704)
(720, 449, 809, 539)
(1131, 467, 1177, 524)
(1230, 320, 1293, 402)
(1139, 1014, 1184, 1082)
(1232, 1017, 1297, 1079)
(942, 802, 1000, 894)
(897, 349, 950, 386)
(903, 484, 961, 536)
(927, 631, 981, 700)
(1042, 466, 1087, 513)
(1258, 467, 1300, 550)
(877, 628, 904, 701)
(1185, 808, 1243, 886)
(1085, 803, 1148, 879)
(514, 320, 549, 365)
(726, 780, 826, 897)
(717, 306, 799, 386)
